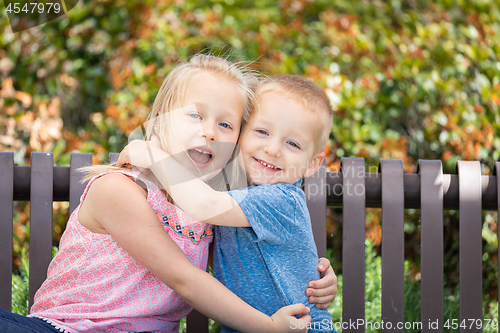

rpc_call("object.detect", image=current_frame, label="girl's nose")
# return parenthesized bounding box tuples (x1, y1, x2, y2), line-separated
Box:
(200, 124, 217, 142)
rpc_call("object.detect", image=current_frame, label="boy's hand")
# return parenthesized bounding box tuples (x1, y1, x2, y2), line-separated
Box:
(305, 258, 337, 309)
(117, 137, 167, 170)
(270, 303, 311, 333)
(116, 143, 133, 169)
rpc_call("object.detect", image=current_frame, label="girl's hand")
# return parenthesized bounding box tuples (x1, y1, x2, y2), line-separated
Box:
(117, 138, 167, 170)
(270, 304, 311, 333)
(305, 258, 337, 309)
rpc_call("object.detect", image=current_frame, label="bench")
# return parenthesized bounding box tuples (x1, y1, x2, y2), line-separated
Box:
(0, 151, 498, 333)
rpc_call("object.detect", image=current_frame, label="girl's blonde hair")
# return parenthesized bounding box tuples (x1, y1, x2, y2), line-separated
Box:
(79, 53, 257, 193)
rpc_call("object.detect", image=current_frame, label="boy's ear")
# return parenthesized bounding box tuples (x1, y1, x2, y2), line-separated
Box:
(304, 152, 325, 178)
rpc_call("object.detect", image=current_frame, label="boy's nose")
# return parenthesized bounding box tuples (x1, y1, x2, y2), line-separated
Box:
(264, 143, 281, 158)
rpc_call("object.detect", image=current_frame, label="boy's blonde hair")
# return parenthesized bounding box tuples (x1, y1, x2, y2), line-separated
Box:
(80, 54, 256, 192)
(254, 74, 333, 154)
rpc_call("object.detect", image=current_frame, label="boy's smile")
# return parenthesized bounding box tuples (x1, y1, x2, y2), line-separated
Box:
(252, 157, 282, 171)
(239, 92, 325, 186)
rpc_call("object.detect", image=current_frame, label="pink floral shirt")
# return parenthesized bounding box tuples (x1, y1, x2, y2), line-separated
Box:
(29, 170, 213, 333)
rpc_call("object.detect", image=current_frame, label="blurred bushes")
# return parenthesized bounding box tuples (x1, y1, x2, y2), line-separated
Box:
(1, 0, 499, 307)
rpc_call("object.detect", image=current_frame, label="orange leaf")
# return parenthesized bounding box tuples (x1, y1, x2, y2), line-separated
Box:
(0, 77, 16, 98)
(105, 104, 121, 119)
(492, 93, 500, 106)
(15, 91, 32, 108)
(144, 64, 156, 75)
(47, 97, 61, 116)
(60, 73, 79, 89)
(442, 151, 452, 162)
(63, 130, 84, 151)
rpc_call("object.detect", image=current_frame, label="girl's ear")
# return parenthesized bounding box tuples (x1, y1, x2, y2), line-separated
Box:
(304, 152, 325, 178)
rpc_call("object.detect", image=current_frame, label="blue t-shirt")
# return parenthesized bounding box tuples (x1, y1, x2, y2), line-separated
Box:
(213, 180, 336, 333)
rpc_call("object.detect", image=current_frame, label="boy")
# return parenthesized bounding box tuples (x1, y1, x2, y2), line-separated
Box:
(120, 74, 336, 332)
(211, 75, 336, 332)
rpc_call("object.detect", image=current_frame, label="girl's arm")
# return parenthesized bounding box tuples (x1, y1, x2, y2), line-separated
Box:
(79, 173, 310, 333)
(206, 244, 338, 310)
(307, 258, 337, 309)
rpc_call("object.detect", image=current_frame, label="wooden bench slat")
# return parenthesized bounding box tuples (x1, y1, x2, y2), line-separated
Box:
(29, 152, 54, 309)
(110, 152, 119, 165)
(497, 162, 500, 327)
(305, 159, 328, 258)
(419, 160, 444, 332)
(457, 161, 482, 332)
(69, 153, 93, 214)
(0, 152, 14, 311)
(186, 309, 209, 333)
(325, 172, 498, 210)
(341, 157, 366, 333)
(380, 159, 405, 333)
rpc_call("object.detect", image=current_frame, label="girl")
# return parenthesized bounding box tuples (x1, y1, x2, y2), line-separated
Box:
(0, 54, 334, 333)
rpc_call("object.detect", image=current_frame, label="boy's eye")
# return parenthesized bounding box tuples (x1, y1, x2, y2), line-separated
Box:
(287, 141, 300, 149)
(256, 129, 268, 135)
(219, 122, 232, 129)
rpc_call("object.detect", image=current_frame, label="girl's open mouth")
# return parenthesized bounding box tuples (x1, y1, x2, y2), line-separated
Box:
(188, 147, 213, 168)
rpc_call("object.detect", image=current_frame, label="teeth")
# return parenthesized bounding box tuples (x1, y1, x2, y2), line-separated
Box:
(259, 160, 279, 169)
(194, 148, 210, 155)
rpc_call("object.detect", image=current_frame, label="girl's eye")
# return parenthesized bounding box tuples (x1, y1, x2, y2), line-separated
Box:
(189, 113, 201, 120)
(288, 141, 300, 149)
(219, 122, 232, 129)
(256, 129, 268, 135)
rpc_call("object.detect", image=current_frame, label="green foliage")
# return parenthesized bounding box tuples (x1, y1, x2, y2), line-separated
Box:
(2, 0, 499, 167)
(11, 246, 58, 316)
(178, 317, 221, 333)
(11, 247, 29, 316)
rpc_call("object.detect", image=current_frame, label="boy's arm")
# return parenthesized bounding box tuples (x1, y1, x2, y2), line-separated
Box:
(120, 139, 250, 227)
(80, 174, 310, 333)
(149, 154, 250, 227)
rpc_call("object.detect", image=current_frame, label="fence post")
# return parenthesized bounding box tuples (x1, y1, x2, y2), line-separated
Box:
(0, 152, 14, 311)
(419, 160, 444, 332)
(380, 159, 404, 333)
(341, 157, 365, 333)
(29, 152, 54, 309)
(457, 161, 482, 333)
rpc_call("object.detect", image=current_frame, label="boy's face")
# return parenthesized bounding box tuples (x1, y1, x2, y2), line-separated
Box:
(239, 92, 324, 186)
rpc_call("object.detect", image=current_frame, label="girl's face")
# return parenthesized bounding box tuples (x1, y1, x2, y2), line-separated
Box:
(165, 71, 245, 179)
